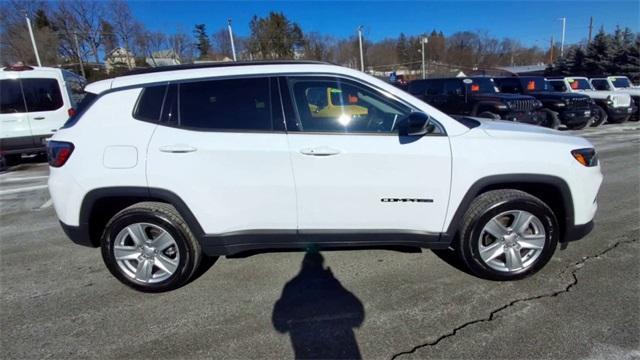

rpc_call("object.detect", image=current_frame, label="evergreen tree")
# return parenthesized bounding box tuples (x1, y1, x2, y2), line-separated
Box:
(396, 33, 409, 63)
(583, 28, 613, 76)
(193, 24, 211, 59)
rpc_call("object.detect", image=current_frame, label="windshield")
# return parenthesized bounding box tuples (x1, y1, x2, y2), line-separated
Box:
(611, 77, 632, 88)
(567, 78, 593, 90)
(466, 78, 498, 93)
(520, 77, 550, 92)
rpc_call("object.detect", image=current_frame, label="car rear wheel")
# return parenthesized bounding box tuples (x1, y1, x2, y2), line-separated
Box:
(101, 202, 203, 292)
(606, 114, 629, 124)
(456, 189, 558, 280)
(566, 120, 589, 130)
(589, 105, 607, 127)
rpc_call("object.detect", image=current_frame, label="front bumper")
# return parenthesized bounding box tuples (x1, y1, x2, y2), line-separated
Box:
(606, 105, 635, 120)
(558, 108, 591, 125)
(59, 221, 97, 247)
(498, 110, 544, 125)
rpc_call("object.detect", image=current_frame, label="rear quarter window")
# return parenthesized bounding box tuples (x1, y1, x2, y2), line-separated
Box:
(0, 79, 26, 113)
(133, 85, 167, 122)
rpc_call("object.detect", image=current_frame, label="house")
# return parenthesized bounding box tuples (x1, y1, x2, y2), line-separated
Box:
(145, 50, 181, 67)
(105, 48, 136, 73)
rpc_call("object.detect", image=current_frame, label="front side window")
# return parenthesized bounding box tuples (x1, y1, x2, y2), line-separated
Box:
(519, 77, 550, 92)
(21, 78, 63, 112)
(0, 79, 26, 114)
(611, 77, 632, 88)
(567, 78, 592, 90)
(178, 77, 273, 131)
(288, 77, 412, 133)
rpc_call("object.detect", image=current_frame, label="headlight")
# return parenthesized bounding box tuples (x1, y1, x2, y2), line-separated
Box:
(571, 148, 598, 167)
(554, 101, 566, 107)
(496, 104, 508, 110)
(534, 100, 543, 107)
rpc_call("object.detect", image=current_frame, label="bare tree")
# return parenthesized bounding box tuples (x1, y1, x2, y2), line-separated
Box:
(53, 0, 105, 64)
(168, 29, 194, 63)
(108, 0, 139, 68)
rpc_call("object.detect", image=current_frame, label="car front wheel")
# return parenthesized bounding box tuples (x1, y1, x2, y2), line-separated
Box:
(457, 189, 558, 280)
(101, 202, 203, 292)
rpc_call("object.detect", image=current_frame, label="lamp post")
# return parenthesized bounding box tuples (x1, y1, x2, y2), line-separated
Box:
(25, 12, 42, 66)
(228, 19, 237, 61)
(421, 37, 428, 79)
(358, 26, 364, 72)
(558, 17, 566, 58)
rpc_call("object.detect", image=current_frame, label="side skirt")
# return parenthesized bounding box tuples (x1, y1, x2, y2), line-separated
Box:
(201, 229, 449, 256)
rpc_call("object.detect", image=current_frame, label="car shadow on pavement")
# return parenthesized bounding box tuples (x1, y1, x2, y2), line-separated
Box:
(272, 250, 365, 360)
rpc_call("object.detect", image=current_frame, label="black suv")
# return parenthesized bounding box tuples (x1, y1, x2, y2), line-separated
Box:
(407, 77, 544, 125)
(493, 76, 592, 129)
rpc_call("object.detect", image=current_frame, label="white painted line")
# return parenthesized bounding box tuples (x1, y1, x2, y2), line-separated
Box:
(0, 175, 49, 183)
(0, 184, 48, 195)
(39, 198, 53, 209)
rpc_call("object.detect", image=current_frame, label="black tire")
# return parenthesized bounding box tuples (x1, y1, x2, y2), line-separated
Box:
(455, 189, 559, 281)
(477, 111, 501, 120)
(589, 105, 607, 127)
(539, 108, 560, 129)
(101, 202, 203, 292)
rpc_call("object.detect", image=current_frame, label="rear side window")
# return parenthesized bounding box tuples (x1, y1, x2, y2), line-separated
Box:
(590, 79, 609, 91)
(133, 85, 167, 122)
(549, 81, 567, 92)
(178, 77, 273, 131)
(0, 79, 26, 113)
(21, 78, 63, 112)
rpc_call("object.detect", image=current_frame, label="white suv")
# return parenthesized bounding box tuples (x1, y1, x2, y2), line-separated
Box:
(47, 62, 603, 292)
(0, 64, 86, 168)
(590, 76, 639, 121)
(548, 77, 633, 124)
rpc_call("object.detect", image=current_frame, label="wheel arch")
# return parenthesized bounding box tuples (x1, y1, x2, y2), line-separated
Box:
(78, 187, 205, 247)
(445, 174, 574, 243)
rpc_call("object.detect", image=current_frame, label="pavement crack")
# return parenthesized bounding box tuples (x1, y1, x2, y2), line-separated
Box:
(390, 236, 639, 360)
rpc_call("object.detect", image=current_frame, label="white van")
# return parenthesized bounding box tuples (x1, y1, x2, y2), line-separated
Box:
(0, 64, 86, 169)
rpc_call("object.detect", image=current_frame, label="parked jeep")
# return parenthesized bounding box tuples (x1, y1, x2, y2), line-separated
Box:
(548, 77, 634, 125)
(590, 76, 639, 121)
(407, 77, 545, 125)
(493, 77, 592, 129)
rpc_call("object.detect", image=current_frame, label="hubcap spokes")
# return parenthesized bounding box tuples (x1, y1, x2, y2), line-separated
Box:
(114, 223, 179, 283)
(478, 210, 546, 272)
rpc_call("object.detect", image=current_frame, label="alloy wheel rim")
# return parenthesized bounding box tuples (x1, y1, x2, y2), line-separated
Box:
(114, 223, 180, 283)
(478, 210, 546, 273)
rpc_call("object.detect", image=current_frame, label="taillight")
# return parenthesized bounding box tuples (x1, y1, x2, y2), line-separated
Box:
(68, 108, 76, 118)
(47, 141, 74, 167)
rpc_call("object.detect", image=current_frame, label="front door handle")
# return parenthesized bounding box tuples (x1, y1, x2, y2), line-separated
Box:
(159, 145, 197, 153)
(33, 117, 45, 120)
(300, 146, 341, 156)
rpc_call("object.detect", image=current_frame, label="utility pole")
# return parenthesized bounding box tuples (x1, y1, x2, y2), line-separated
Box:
(421, 37, 428, 79)
(358, 26, 364, 72)
(587, 16, 593, 45)
(549, 36, 555, 64)
(24, 12, 42, 66)
(559, 17, 566, 58)
(228, 19, 237, 61)
(73, 32, 86, 78)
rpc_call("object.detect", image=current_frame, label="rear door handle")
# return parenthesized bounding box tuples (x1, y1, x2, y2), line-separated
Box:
(33, 117, 45, 120)
(159, 145, 197, 153)
(300, 146, 341, 156)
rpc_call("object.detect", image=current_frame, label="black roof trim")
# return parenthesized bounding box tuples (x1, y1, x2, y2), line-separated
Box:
(123, 60, 330, 76)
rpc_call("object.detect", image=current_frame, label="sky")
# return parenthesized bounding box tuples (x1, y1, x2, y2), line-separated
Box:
(128, 0, 640, 47)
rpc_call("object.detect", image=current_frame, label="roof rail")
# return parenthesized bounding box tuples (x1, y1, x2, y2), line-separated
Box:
(123, 60, 330, 76)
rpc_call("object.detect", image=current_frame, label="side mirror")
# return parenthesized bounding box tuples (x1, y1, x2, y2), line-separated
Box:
(399, 112, 435, 136)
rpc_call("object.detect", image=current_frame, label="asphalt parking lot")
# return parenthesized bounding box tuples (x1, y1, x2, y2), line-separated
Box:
(1, 122, 639, 359)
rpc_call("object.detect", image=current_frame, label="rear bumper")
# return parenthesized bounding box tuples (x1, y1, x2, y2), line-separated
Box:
(59, 221, 96, 247)
(563, 220, 594, 243)
(0, 134, 51, 154)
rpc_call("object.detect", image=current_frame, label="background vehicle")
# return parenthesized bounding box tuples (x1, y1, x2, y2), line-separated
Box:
(407, 77, 544, 125)
(493, 76, 592, 129)
(47, 62, 602, 292)
(0, 64, 86, 170)
(590, 76, 640, 121)
(548, 77, 634, 125)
